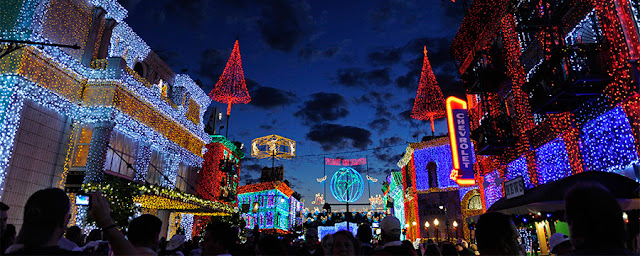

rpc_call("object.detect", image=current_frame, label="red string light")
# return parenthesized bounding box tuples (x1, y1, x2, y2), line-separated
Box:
(209, 40, 251, 115)
(411, 47, 447, 134)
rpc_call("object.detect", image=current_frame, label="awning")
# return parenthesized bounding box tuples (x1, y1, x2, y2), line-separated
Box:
(488, 172, 640, 215)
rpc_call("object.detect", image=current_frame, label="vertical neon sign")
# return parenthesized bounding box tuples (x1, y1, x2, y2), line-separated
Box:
(446, 96, 476, 186)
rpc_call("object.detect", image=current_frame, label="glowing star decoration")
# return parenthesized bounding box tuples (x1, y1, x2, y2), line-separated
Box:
(411, 46, 447, 135)
(251, 135, 295, 159)
(330, 167, 364, 203)
(446, 96, 475, 186)
(316, 175, 327, 183)
(209, 40, 251, 123)
(366, 175, 378, 183)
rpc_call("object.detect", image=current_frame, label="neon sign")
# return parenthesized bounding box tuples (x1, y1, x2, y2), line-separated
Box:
(324, 157, 367, 166)
(446, 96, 475, 186)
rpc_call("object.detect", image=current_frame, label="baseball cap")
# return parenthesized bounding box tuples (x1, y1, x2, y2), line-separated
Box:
(549, 232, 570, 253)
(380, 216, 401, 236)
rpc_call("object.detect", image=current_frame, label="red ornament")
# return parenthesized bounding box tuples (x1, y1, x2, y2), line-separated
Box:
(209, 40, 251, 116)
(411, 46, 447, 134)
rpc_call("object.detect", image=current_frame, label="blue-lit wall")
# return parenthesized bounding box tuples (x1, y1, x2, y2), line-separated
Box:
(238, 189, 290, 231)
(413, 145, 455, 190)
(580, 107, 639, 177)
(535, 137, 572, 185)
(506, 157, 533, 189)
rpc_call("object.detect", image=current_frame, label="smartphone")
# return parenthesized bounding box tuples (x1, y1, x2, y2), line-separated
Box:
(76, 194, 90, 206)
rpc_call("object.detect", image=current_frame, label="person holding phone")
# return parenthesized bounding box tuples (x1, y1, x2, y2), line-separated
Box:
(6, 188, 137, 255)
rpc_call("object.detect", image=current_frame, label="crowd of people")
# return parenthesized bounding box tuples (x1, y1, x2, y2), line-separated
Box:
(0, 181, 636, 255)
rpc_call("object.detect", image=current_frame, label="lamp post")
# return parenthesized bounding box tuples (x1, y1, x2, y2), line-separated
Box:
(453, 221, 458, 240)
(434, 218, 440, 241)
(425, 221, 430, 239)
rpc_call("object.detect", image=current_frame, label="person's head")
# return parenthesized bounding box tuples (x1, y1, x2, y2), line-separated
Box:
(86, 229, 102, 242)
(475, 212, 521, 255)
(469, 244, 478, 252)
(127, 214, 162, 249)
(0, 202, 9, 235)
(305, 228, 319, 247)
(256, 235, 287, 256)
(356, 224, 372, 244)
(16, 188, 71, 247)
(332, 230, 358, 256)
(565, 182, 624, 249)
(321, 233, 333, 255)
(455, 243, 464, 252)
(461, 240, 469, 249)
(379, 216, 401, 243)
(425, 243, 442, 256)
(65, 226, 83, 245)
(549, 232, 573, 255)
(166, 234, 186, 252)
(440, 242, 459, 256)
(202, 221, 235, 255)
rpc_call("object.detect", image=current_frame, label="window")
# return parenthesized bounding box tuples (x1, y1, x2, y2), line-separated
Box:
(176, 163, 197, 193)
(467, 195, 482, 210)
(72, 125, 93, 167)
(147, 150, 168, 186)
(104, 130, 138, 179)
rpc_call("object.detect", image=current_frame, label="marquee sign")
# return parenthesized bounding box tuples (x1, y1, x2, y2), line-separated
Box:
(325, 157, 367, 166)
(446, 96, 475, 186)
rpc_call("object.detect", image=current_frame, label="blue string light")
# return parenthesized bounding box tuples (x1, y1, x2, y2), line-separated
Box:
(580, 107, 639, 175)
(483, 170, 503, 208)
(506, 157, 533, 189)
(413, 145, 455, 190)
(535, 137, 572, 185)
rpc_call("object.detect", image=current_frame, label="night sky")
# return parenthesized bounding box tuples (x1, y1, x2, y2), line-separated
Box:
(117, 0, 467, 210)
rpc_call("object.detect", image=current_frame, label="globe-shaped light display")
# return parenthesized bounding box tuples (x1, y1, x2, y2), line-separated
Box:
(330, 167, 364, 203)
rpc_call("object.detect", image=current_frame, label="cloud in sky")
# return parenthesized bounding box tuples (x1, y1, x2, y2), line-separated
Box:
(306, 123, 372, 151)
(295, 92, 349, 124)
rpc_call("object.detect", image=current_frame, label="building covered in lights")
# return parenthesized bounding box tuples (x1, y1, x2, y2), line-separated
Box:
(395, 137, 481, 242)
(451, 0, 640, 254)
(0, 0, 234, 237)
(237, 181, 303, 234)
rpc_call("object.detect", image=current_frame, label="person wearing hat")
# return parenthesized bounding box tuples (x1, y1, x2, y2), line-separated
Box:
(163, 234, 186, 256)
(373, 216, 417, 256)
(549, 233, 572, 255)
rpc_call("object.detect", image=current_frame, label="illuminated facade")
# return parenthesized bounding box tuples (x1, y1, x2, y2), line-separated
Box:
(237, 181, 302, 234)
(452, 0, 639, 253)
(451, 0, 640, 210)
(396, 137, 480, 242)
(0, 0, 229, 235)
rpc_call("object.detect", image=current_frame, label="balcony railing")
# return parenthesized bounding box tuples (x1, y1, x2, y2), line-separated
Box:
(461, 51, 508, 93)
(522, 43, 610, 113)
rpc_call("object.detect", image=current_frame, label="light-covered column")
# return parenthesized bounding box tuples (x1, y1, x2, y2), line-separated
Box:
(134, 142, 152, 182)
(84, 121, 114, 184)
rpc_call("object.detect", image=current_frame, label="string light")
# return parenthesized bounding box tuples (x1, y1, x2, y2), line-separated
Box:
(198, 136, 243, 202)
(483, 169, 503, 208)
(579, 107, 639, 174)
(237, 185, 293, 231)
(209, 40, 251, 116)
(411, 47, 446, 134)
(505, 157, 533, 189)
(251, 134, 296, 159)
(535, 138, 571, 185)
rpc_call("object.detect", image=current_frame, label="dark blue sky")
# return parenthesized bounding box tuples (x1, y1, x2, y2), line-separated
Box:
(118, 0, 467, 210)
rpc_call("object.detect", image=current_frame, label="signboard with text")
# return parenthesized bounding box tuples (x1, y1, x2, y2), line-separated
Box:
(446, 96, 475, 186)
(505, 176, 525, 199)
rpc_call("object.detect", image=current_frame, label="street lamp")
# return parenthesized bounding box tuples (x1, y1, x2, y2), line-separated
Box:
(453, 221, 458, 240)
(425, 221, 430, 239)
(434, 218, 439, 241)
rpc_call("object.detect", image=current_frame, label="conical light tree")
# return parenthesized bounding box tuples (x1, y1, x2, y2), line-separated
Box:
(209, 40, 251, 137)
(411, 46, 446, 136)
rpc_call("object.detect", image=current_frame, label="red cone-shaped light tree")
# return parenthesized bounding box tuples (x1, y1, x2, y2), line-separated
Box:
(411, 46, 446, 136)
(209, 40, 251, 137)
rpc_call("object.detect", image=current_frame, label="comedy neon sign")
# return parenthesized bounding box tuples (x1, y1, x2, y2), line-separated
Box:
(446, 96, 475, 186)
